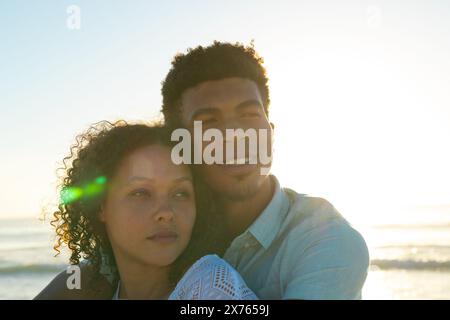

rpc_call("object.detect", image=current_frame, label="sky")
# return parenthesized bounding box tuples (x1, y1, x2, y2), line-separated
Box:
(0, 0, 449, 226)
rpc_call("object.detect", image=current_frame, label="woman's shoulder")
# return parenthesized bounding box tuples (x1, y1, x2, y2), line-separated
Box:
(175, 254, 231, 285)
(187, 254, 226, 269)
(168, 255, 258, 300)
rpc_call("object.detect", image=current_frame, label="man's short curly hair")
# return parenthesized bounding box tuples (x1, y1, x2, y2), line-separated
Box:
(161, 41, 270, 127)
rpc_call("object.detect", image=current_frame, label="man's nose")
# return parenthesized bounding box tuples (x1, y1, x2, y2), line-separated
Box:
(219, 119, 251, 142)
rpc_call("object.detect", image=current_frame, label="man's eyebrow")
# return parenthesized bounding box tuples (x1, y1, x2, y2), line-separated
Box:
(190, 99, 263, 120)
(190, 107, 219, 120)
(235, 99, 263, 111)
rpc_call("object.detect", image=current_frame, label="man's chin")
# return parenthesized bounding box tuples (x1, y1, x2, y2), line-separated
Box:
(219, 170, 268, 201)
(199, 163, 271, 200)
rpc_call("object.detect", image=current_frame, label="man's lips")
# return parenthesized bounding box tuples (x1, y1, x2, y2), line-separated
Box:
(216, 165, 257, 178)
(223, 156, 256, 165)
(146, 230, 178, 244)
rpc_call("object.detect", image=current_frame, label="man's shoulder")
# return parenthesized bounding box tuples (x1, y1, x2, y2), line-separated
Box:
(281, 188, 367, 250)
(282, 188, 345, 230)
(274, 186, 369, 299)
(280, 187, 369, 265)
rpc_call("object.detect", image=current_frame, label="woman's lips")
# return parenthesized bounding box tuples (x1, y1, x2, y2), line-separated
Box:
(147, 230, 178, 244)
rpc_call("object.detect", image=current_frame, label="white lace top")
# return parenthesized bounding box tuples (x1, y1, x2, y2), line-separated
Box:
(112, 254, 258, 300)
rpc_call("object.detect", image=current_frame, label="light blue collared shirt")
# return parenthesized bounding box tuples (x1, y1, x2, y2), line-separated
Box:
(223, 176, 370, 299)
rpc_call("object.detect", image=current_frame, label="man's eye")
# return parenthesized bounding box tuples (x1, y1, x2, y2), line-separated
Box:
(198, 117, 218, 125)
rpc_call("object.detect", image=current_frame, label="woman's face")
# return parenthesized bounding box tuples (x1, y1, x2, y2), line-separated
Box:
(100, 144, 196, 268)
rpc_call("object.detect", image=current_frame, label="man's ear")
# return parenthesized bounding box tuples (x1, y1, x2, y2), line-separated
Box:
(270, 122, 275, 132)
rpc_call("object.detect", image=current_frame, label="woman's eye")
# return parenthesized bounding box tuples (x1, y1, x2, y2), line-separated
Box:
(173, 191, 191, 200)
(129, 189, 151, 198)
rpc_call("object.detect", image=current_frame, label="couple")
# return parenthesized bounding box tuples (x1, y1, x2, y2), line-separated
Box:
(36, 41, 369, 300)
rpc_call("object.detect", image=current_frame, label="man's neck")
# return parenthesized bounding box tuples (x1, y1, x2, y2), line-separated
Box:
(115, 254, 172, 300)
(220, 176, 275, 241)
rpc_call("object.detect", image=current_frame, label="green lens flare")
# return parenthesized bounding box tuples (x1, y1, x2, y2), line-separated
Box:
(95, 176, 107, 185)
(60, 176, 107, 205)
(85, 182, 104, 197)
(60, 187, 83, 205)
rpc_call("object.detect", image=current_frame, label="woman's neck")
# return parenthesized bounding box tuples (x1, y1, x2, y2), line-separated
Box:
(115, 254, 173, 300)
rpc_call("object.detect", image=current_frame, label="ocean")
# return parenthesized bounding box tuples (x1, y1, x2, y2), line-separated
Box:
(362, 222, 450, 299)
(1, 214, 450, 299)
(0, 218, 68, 299)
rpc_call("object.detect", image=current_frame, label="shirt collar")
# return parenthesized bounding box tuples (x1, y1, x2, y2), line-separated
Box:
(248, 175, 290, 250)
(112, 281, 120, 300)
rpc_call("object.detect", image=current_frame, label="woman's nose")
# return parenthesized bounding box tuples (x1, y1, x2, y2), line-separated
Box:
(153, 198, 174, 222)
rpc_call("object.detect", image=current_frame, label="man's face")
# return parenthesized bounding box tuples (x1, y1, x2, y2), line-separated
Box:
(179, 77, 273, 200)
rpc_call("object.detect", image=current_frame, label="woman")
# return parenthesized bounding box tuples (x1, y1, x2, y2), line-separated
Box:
(50, 120, 257, 300)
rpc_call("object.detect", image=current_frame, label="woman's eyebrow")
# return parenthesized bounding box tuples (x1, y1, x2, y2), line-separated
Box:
(125, 176, 192, 185)
(173, 176, 193, 183)
(126, 176, 154, 184)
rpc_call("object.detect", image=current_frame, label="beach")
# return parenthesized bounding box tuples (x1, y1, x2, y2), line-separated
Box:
(1, 215, 450, 300)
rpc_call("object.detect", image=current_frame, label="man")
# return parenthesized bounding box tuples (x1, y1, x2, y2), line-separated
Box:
(36, 41, 369, 300)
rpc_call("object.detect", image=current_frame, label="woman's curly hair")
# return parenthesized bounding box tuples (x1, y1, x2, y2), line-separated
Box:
(51, 120, 226, 288)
